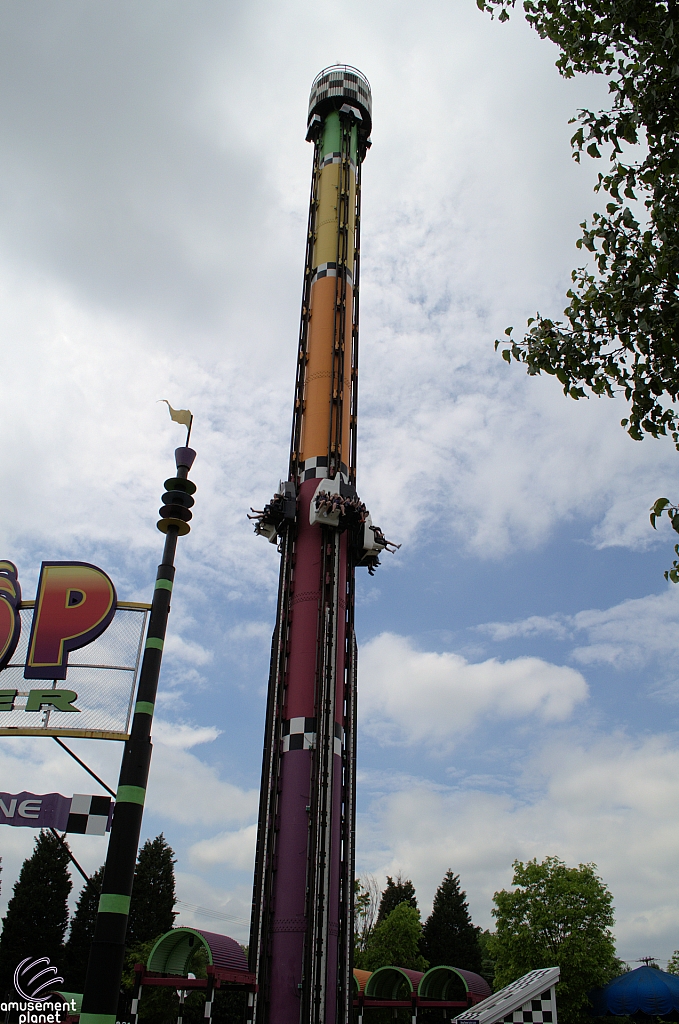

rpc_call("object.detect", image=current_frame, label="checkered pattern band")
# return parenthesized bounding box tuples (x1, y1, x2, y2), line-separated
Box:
(282, 717, 344, 756)
(310, 262, 353, 287)
(503, 990, 554, 1024)
(298, 457, 349, 483)
(66, 793, 112, 836)
(320, 151, 357, 170)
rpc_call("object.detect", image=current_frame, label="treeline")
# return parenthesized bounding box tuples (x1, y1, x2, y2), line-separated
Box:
(354, 869, 493, 981)
(355, 857, 642, 1024)
(0, 830, 177, 996)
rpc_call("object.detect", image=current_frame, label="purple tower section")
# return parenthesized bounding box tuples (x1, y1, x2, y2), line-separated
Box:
(266, 482, 347, 1023)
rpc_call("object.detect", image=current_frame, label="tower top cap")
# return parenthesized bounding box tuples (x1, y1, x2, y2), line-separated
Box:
(308, 65, 372, 136)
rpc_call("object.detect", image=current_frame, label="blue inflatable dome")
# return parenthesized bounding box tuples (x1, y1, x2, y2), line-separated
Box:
(590, 966, 679, 1016)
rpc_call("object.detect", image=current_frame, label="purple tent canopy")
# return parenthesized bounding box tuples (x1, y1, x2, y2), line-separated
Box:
(590, 966, 679, 1016)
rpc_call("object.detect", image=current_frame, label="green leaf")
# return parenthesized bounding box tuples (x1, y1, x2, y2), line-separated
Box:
(652, 498, 670, 515)
(502, 349, 512, 363)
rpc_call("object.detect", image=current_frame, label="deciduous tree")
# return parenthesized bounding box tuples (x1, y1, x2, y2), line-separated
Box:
(361, 902, 429, 973)
(354, 874, 380, 960)
(479, 0, 679, 574)
(489, 856, 619, 1024)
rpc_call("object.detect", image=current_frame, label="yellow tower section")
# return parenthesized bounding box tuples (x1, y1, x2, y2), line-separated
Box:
(298, 110, 358, 480)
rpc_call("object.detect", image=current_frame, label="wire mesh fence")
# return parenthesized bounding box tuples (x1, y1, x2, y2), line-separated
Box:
(0, 602, 149, 739)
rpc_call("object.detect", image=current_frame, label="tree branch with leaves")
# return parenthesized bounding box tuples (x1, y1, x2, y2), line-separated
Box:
(479, 0, 679, 576)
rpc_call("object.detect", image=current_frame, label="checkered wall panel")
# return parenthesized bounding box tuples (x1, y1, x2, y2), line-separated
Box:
(502, 988, 555, 1024)
(66, 793, 112, 835)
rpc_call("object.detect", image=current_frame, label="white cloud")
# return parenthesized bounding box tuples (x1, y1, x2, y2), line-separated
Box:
(359, 632, 588, 747)
(163, 633, 214, 666)
(357, 731, 679, 961)
(227, 621, 272, 643)
(189, 824, 257, 871)
(174, 872, 252, 942)
(151, 719, 221, 748)
(478, 615, 569, 642)
(0, 0, 673, 599)
(479, 587, 679, 671)
(147, 741, 259, 827)
(571, 590, 679, 668)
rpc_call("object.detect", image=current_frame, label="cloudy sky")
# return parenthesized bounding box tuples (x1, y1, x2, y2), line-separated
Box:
(1, 0, 679, 968)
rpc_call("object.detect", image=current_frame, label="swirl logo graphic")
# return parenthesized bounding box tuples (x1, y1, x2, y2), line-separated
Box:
(0, 561, 21, 671)
(14, 956, 64, 1001)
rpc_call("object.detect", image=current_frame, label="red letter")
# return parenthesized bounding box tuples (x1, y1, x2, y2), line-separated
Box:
(24, 562, 116, 680)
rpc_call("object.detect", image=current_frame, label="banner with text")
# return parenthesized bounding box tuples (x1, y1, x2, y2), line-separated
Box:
(0, 791, 112, 834)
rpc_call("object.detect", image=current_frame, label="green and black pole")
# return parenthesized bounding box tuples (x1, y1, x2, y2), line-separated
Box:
(80, 445, 197, 1024)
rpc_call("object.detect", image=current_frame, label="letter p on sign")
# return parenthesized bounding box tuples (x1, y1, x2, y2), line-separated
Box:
(24, 562, 117, 680)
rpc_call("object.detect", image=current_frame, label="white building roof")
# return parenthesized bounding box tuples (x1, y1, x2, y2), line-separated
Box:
(453, 967, 560, 1024)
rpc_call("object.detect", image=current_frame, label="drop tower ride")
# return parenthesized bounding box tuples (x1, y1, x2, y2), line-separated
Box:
(248, 67, 393, 1024)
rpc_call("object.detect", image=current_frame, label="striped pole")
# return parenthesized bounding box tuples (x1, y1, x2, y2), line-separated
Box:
(80, 446, 196, 1024)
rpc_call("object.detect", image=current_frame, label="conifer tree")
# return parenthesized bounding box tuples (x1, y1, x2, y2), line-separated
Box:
(376, 873, 418, 925)
(127, 833, 177, 945)
(420, 870, 483, 973)
(63, 865, 104, 992)
(0, 831, 72, 994)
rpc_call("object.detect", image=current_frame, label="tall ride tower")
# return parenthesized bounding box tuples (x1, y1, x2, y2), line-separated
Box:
(249, 67, 392, 1024)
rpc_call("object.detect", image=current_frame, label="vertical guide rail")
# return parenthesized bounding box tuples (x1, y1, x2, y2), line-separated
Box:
(251, 126, 321, 1022)
(248, 526, 294, 1022)
(348, 155, 362, 486)
(304, 529, 341, 1024)
(327, 113, 353, 478)
(290, 138, 322, 483)
(337, 119, 362, 1022)
(338, 576, 358, 1024)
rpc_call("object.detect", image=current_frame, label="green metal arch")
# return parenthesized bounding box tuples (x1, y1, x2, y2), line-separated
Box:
(365, 966, 416, 1000)
(147, 926, 213, 975)
(418, 965, 470, 1000)
(50, 992, 83, 1012)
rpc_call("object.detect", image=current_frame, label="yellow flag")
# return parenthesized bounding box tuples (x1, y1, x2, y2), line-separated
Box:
(160, 400, 192, 428)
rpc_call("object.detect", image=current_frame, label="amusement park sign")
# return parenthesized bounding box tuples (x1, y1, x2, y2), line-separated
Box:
(0, 560, 148, 740)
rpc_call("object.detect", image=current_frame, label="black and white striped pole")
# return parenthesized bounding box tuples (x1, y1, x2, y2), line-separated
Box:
(80, 446, 196, 1024)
